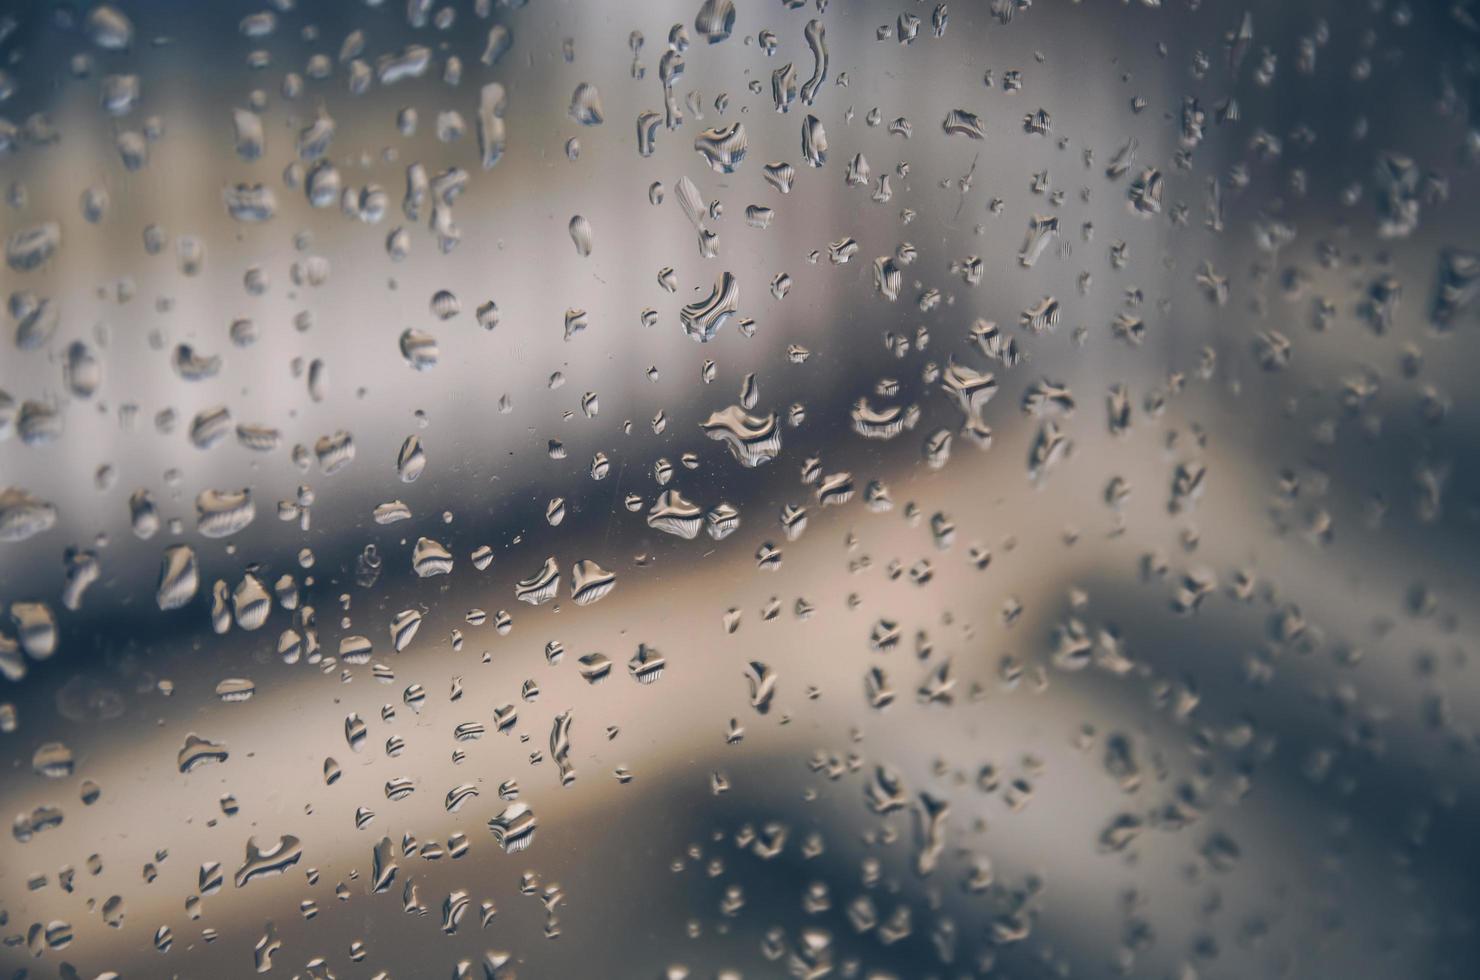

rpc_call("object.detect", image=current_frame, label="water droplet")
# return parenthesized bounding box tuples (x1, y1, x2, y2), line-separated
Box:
(801, 115, 827, 167)
(413, 538, 454, 577)
(235, 835, 303, 887)
(196, 488, 255, 538)
(703, 406, 780, 466)
(569, 214, 594, 256)
(0, 487, 57, 543)
(215, 678, 255, 702)
(32, 741, 74, 778)
(942, 108, 985, 139)
(695, 0, 737, 43)
(156, 545, 199, 610)
(397, 435, 427, 482)
(515, 558, 560, 605)
(569, 83, 605, 125)
(744, 661, 777, 714)
(488, 802, 536, 853)
(570, 559, 616, 605)
(694, 123, 747, 173)
(681, 272, 740, 341)
(177, 734, 228, 773)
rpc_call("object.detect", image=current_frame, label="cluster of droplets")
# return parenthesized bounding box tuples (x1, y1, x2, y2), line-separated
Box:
(2, 0, 1478, 976)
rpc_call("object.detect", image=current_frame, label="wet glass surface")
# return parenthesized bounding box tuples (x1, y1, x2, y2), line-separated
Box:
(2, 1, 1480, 977)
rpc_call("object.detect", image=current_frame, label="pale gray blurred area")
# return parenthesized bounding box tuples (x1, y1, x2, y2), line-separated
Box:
(2, 0, 1480, 978)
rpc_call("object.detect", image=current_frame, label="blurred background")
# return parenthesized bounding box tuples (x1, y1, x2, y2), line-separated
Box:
(2, 0, 1480, 977)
